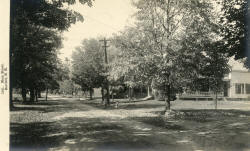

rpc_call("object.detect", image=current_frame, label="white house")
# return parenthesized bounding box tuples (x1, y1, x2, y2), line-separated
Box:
(223, 59, 250, 99)
(180, 58, 250, 99)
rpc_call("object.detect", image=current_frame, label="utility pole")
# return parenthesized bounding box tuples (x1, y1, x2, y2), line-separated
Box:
(100, 38, 110, 107)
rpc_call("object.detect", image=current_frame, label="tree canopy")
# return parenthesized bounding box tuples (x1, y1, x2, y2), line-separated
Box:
(220, 0, 250, 68)
(10, 0, 93, 103)
(72, 38, 106, 99)
(110, 0, 230, 110)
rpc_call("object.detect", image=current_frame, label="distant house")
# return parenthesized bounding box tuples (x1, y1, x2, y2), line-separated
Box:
(224, 70, 250, 98)
(179, 58, 250, 100)
(224, 58, 250, 99)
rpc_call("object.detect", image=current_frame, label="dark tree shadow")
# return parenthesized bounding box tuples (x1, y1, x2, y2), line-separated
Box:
(178, 109, 250, 117)
(10, 117, 133, 151)
(10, 107, 47, 112)
(10, 122, 62, 151)
(84, 101, 163, 111)
(130, 116, 185, 130)
(119, 104, 163, 110)
(11, 98, 90, 113)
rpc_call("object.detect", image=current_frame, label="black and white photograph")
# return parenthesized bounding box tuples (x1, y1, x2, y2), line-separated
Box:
(1, 0, 250, 151)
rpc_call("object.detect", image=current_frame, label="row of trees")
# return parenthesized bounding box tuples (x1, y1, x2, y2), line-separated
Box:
(110, 0, 230, 110)
(11, 0, 248, 111)
(10, 0, 93, 108)
(71, 0, 249, 110)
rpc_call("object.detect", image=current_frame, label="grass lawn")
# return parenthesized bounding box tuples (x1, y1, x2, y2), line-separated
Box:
(84, 98, 250, 151)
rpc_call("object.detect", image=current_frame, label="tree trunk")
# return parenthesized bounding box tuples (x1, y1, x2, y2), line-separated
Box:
(214, 91, 218, 110)
(101, 87, 104, 104)
(45, 88, 48, 101)
(165, 85, 171, 111)
(165, 97, 171, 111)
(89, 88, 93, 100)
(30, 89, 35, 102)
(140, 87, 143, 97)
(128, 87, 131, 102)
(131, 87, 134, 100)
(21, 87, 26, 102)
(38, 90, 41, 98)
(10, 86, 14, 109)
(111, 87, 114, 102)
(105, 86, 110, 107)
(35, 89, 38, 102)
(105, 85, 110, 106)
(147, 86, 151, 97)
(112, 93, 114, 102)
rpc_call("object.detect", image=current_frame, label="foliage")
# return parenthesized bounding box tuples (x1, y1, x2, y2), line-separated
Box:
(220, 0, 250, 68)
(111, 0, 230, 110)
(10, 0, 93, 102)
(59, 79, 75, 95)
(71, 38, 106, 93)
(201, 41, 230, 93)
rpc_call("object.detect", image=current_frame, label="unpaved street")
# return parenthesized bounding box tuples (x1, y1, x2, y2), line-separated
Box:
(10, 97, 250, 151)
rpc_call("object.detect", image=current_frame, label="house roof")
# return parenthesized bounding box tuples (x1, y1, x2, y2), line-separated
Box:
(229, 57, 249, 72)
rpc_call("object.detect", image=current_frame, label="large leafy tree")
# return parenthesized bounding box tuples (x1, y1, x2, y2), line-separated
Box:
(200, 41, 230, 109)
(10, 0, 93, 105)
(72, 38, 106, 100)
(111, 26, 158, 100)
(112, 0, 229, 111)
(11, 25, 62, 102)
(220, 0, 250, 68)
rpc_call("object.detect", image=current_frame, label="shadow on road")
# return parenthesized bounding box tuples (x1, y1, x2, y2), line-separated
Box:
(10, 97, 250, 151)
(10, 117, 157, 151)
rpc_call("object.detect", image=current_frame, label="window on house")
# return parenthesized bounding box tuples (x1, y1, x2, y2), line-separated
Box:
(246, 84, 250, 94)
(235, 83, 244, 94)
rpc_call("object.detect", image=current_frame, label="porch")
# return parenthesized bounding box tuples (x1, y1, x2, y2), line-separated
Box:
(178, 91, 224, 100)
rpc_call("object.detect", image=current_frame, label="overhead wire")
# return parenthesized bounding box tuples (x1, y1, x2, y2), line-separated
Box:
(81, 14, 122, 33)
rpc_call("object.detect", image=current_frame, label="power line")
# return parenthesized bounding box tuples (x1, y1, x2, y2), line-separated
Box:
(82, 14, 121, 32)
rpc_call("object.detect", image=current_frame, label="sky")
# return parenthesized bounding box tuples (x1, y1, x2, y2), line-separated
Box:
(58, 0, 247, 70)
(59, 0, 136, 60)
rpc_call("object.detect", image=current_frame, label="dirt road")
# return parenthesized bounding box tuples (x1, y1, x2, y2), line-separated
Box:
(10, 97, 250, 151)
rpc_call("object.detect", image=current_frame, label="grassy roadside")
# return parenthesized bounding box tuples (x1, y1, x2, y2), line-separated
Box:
(82, 98, 250, 150)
